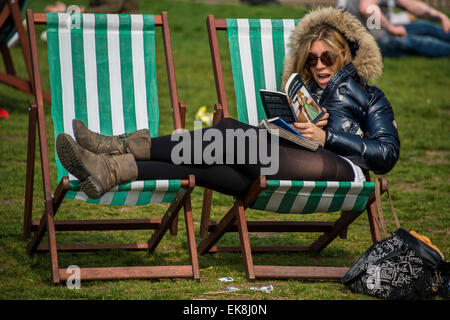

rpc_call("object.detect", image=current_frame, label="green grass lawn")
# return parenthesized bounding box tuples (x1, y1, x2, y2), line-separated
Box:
(0, 0, 448, 300)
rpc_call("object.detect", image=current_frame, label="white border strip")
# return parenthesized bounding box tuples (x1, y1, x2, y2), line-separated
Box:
(237, 19, 258, 126)
(130, 14, 149, 131)
(82, 14, 101, 132)
(260, 19, 277, 91)
(106, 14, 125, 135)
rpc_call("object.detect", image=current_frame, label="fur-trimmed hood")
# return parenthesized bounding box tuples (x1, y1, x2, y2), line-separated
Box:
(282, 7, 383, 86)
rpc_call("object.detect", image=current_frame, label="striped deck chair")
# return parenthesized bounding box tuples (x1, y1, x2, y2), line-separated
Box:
(197, 15, 386, 281)
(0, 0, 50, 103)
(23, 11, 199, 283)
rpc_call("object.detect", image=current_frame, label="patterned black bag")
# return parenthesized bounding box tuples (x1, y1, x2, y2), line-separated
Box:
(342, 228, 448, 299)
(342, 179, 449, 300)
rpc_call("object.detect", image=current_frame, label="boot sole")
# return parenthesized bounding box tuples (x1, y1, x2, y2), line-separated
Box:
(56, 134, 104, 199)
(80, 176, 104, 199)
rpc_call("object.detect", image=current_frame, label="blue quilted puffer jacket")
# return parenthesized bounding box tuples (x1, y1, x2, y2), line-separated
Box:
(282, 8, 401, 175)
(309, 63, 400, 174)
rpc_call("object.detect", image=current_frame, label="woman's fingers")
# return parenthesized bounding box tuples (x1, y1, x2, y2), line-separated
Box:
(292, 122, 314, 137)
(292, 122, 325, 144)
(316, 108, 329, 128)
(316, 119, 328, 128)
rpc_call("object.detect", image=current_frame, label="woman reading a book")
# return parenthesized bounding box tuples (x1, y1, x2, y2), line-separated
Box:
(281, 7, 400, 182)
(55, 7, 400, 199)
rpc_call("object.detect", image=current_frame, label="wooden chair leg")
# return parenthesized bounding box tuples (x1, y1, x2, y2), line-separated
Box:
(183, 197, 200, 281)
(309, 210, 363, 253)
(197, 203, 237, 255)
(9, 0, 32, 82)
(338, 211, 348, 239)
(26, 178, 68, 255)
(367, 202, 382, 244)
(23, 103, 37, 238)
(46, 204, 60, 284)
(148, 175, 195, 252)
(1, 46, 16, 75)
(235, 198, 255, 281)
(147, 188, 190, 252)
(0, 2, 11, 27)
(27, 180, 65, 283)
(197, 176, 266, 254)
(170, 215, 178, 236)
(200, 188, 213, 238)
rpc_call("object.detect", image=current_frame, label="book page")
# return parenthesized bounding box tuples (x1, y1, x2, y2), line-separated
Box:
(259, 90, 297, 123)
(285, 73, 324, 123)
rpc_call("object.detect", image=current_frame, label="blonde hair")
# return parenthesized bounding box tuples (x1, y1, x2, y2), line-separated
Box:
(292, 25, 352, 85)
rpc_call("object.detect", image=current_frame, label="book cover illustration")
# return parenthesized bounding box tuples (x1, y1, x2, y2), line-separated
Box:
(285, 73, 324, 124)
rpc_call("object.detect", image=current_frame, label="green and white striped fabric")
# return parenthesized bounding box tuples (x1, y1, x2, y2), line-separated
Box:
(47, 13, 183, 205)
(226, 18, 299, 126)
(226, 19, 374, 213)
(67, 179, 183, 206)
(251, 180, 375, 213)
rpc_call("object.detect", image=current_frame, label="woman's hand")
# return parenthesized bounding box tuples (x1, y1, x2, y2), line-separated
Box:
(292, 122, 326, 146)
(315, 107, 329, 128)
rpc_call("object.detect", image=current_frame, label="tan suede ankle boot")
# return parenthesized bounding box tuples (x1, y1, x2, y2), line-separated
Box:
(72, 119, 151, 160)
(56, 133, 138, 199)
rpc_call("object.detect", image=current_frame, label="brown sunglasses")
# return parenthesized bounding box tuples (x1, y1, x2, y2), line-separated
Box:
(306, 51, 338, 67)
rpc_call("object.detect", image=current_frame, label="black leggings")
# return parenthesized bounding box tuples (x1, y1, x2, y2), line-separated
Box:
(136, 118, 354, 196)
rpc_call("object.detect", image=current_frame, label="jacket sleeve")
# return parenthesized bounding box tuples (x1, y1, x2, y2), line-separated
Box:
(324, 87, 400, 174)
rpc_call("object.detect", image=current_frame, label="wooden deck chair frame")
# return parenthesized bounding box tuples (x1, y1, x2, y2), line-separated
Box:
(23, 10, 200, 284)
(0, 0, 50, 102)
(197, 15, 386, 281)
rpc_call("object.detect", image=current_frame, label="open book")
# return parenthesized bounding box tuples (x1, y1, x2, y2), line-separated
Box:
(258, 73, 324, 151)
(260, 73, 324, 124)
(258, 117, 320, 151)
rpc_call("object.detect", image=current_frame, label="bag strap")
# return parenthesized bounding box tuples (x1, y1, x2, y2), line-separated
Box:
(375, 177, 400, 238)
